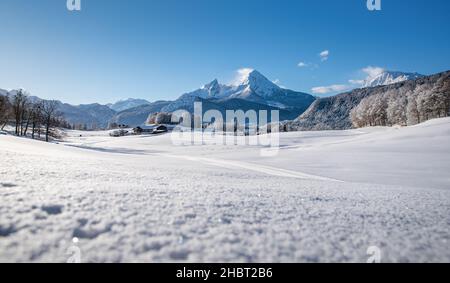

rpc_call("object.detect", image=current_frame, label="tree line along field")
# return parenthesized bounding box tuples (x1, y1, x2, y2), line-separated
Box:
(0, 90, 70, 141)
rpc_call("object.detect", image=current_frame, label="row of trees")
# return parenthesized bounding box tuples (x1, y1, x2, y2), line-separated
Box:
(0, 90, 67, 142)
(0, 95, 11, 131)
(351, 85, 450, 128)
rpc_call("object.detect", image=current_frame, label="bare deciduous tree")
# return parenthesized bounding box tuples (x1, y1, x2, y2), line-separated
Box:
(41, 100, 59, 142)
(30, 102, 43, 139)
(0, 95, 12, 131)
(12, 89, 28, 136)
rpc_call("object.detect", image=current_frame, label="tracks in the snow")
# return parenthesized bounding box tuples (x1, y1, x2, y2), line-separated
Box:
(64, 138, 342, 182)
(159, 154, 342, 182)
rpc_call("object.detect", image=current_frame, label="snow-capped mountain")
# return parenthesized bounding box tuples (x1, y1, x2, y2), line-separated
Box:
(0, 70, 315, 127)
(201, 79, 234, 98)
(363, 71, 424, 88)
(161, 80, 231, 113)
(161, 70, 316, 119)
(108, 98, 151, 112)
(230, 69, 282, 99)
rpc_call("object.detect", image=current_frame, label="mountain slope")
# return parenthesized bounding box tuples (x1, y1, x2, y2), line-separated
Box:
(54, 102, 116, 129)
(186, 96, 298, 121)
(162, 70, 316, 122)
(108, 98, 151, 112)
(109, 101, 171, 126)
(287, 70, 450, 131)
(1, 70, 315, 128)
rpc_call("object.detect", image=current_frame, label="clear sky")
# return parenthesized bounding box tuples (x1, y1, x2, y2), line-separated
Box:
(0, 0, 449, 104)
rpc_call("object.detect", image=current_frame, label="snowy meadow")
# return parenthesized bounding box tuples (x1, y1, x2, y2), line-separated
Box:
(1, 118, 449, 262)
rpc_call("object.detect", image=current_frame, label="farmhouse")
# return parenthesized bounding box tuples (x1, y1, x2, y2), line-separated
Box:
(133, 125, 168, 135)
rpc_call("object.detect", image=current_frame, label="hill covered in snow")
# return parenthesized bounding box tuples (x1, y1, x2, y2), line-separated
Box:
(286, 70, 449, 131)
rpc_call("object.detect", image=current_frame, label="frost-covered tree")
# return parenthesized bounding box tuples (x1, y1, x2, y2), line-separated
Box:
(351, 73, 449, 128)
(406, 95, 420, 125)
(360, 95, 388, 127)
(147, 112, 174, 125)
(351, 98, 370, 128)
(155, 112, 172, 124)
(291, 71, 449, 131)
(386, 91, 407, 126)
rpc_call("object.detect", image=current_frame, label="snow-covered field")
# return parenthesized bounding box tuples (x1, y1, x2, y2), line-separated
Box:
(1, 118, 450, 262)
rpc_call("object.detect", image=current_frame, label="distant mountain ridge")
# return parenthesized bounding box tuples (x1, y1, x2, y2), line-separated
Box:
(2, 69, 444, 130)
(108, 98, 151, 112)
(0, 70, 317, 128)
(109, 70, 317, 126)
(362, 71, 424, 88)
(0, 91, 141, 129)
(57, 102, 116, 129)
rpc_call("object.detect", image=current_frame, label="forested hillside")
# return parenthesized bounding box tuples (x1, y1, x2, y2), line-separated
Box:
(286, 71, 449, 131)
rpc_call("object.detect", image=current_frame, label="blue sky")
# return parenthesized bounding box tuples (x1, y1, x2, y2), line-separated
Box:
(0, 0, 449, 104)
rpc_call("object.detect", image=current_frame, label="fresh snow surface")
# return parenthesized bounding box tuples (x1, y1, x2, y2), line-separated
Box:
(1, 118, 450, 262)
